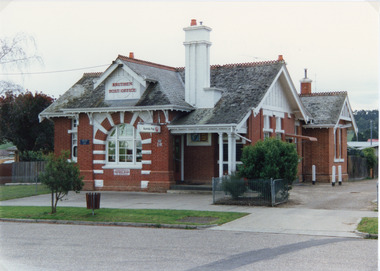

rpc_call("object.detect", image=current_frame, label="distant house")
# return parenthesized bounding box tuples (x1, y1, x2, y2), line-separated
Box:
(39, 19, 357, 192)
(348, 141, 379, 156)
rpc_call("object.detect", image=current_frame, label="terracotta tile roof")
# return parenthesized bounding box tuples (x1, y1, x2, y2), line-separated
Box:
(118, 54, 177, 72)
(83, 72, 103, 77)
(299, 91, 347, 97)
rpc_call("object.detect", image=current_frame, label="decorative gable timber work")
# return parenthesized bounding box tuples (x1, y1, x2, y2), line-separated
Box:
(252, 65, 311, 123)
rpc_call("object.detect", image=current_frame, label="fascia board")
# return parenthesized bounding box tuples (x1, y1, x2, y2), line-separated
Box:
(94, 63, 120, 89)
(60, 105, 193, 114)
(168, 124, 236, 133)
(281, 66, 310, 123)
(254, 66, 310, 123)
(120, 62, 146, 87)
(236, 109, 252, 132)
(340, 96, 358, 134)
(253, 68, 281, 116)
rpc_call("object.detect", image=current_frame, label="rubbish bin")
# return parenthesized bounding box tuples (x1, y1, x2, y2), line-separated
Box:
(86, 193, 101, 214)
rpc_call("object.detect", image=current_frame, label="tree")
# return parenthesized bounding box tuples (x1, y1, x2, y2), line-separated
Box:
(0, 91, 54, 152)
(351, 110, 379, 141)
(0, 32, 42, 94)
(38, 151, 84, 214)
(238, 138, 299, 188)
(362, 148, 377, 178)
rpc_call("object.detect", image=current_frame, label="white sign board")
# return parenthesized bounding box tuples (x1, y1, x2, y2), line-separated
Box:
(113, 169, 130, 176)
(106, 80, 140, 100)
(138, 124, 161, 133)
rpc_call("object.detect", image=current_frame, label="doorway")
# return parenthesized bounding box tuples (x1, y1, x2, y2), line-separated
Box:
(173, 135, 184, 183)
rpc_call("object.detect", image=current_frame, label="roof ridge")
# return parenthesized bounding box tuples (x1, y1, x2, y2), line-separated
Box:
(118, 54, 177, 71)
(83, 72, 103, 77)
(175, 59, 282, 71)
(299, 91, 347, 97)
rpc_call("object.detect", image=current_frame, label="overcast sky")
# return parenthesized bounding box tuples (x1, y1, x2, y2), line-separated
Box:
(0, 1, 379, 110)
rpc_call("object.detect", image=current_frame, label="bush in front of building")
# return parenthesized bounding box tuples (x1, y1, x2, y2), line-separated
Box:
(38, 150, 84, 214)
(238, 138, 299, 190)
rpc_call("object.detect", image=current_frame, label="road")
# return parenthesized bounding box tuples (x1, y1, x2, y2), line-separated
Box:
(0, 222, 377, 271)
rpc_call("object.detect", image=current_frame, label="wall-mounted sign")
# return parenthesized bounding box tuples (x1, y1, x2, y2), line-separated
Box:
(138, 124, 161, 133)
(80, 139, 90, 145)
(108, 82, 136, 94)
(114, 169, 130, 176)
(187, 133, 212, 146)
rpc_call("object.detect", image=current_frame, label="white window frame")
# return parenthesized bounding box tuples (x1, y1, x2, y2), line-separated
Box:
(263, 115, 273, 135)
(334, 128, 344, 162)
(105, 124, 142, 168)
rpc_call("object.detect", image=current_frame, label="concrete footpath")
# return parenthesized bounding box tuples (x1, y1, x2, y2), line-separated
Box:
(1, 180, 378, 238)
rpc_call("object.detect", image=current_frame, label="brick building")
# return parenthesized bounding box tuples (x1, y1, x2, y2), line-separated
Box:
(39, 20, 357, 191)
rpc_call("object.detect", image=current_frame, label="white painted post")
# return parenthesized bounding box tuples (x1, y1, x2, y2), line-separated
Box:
(312, 165, 316, 185)
(338, 165, 342, 185)
(218, 132, 224, 177)
(181, 134, 184, 181)
(228, 132, 233, 175)
(232, 134, 236, 173)
(332, 166, 336, 187)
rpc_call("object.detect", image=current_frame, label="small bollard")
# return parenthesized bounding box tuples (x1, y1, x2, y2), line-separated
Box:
(338, 165, 342, 186)
(312, 165, 316, 185)
(331, 166, 336, 187)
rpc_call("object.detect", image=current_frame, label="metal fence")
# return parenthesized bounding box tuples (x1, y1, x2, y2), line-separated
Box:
(212, 176, 289, 207)
(11, 161, 47, 183)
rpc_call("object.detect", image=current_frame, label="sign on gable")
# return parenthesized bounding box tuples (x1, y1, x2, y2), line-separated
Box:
(105, 68, 141, 100)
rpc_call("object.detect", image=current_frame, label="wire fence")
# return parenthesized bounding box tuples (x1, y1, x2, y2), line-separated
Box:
(212, 176, 289, 207)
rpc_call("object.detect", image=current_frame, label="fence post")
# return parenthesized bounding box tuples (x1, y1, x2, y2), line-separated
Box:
(271, 178, 275, 207)
(332, 166, 336, 187)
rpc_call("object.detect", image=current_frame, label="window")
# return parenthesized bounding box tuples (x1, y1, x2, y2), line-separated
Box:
(263, 115, 272, 139)
(107, 124, 142, 165)
(275, 117, 284, 140)
(71, 119, 78, 162)
(335, 128, 343, 162)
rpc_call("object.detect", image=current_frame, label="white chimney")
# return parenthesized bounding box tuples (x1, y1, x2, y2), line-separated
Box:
(184, 19, 221, 108)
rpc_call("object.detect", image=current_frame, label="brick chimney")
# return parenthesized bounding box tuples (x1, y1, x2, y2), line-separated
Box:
(300, 68, 312, 95)
(184, 19, 219, 108)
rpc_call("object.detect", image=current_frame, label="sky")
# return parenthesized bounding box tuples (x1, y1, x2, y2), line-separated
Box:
(0, 0, 379, 111)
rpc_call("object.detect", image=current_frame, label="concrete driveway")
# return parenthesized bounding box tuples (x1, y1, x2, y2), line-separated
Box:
(0, 179, 378, 238)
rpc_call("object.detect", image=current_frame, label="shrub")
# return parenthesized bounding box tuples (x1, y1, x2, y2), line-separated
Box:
(38, 150, 84, 213)
(238, 138, 299, 189)
(362, 148, 377, 177)
(221, 173, 247, 200)
(19, 150, 46, 161)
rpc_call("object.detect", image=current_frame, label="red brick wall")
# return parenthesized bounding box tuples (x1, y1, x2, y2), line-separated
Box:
(301, 127, 348, 182)
(53, 118, 71, 156)
(77, 114, 94, 190)
(248, 110, 262, 143)
(184, 134, 217, 184)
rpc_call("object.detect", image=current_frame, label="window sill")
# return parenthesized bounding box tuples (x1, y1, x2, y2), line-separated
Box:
(103, 164, 142, 169)
(334, 158, 345, 163)
(263, 128, 273, 133)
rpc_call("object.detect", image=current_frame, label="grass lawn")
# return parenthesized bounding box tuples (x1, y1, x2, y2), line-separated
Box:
(0, 206, 248, 226)
(0, 185, 51, 201)
(357, 217, 378, 235)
